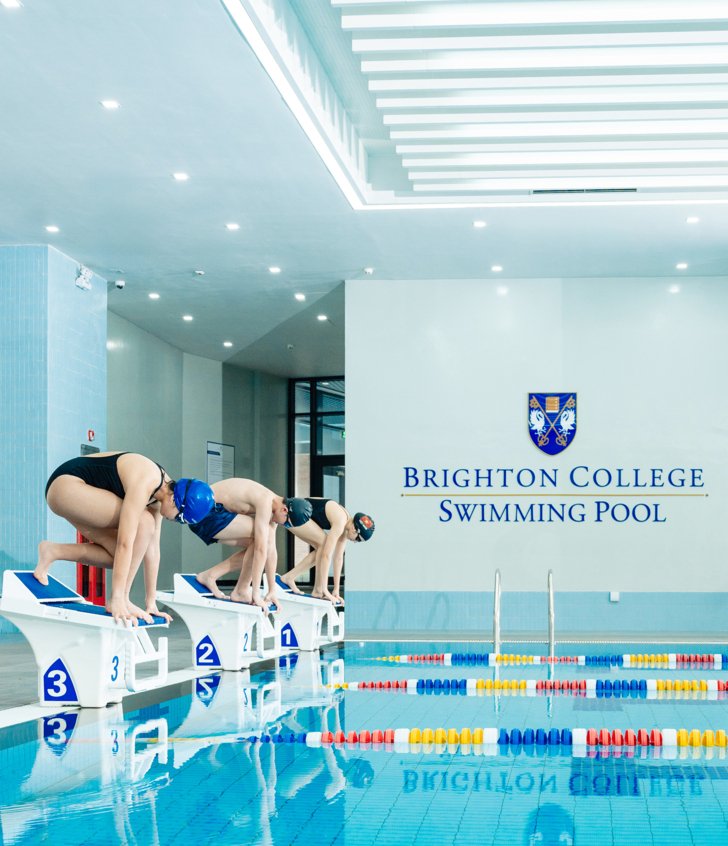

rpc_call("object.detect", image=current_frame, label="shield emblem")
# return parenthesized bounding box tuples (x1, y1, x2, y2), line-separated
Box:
(528, 393, 577, 455)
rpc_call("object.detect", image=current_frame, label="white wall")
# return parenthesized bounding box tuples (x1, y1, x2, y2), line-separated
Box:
(346, 276, 728, 593)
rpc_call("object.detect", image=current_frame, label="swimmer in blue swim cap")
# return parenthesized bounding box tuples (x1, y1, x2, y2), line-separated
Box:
(190, 478, 312, 611)
(37, 451, 214, 624)
(281, 499, 374, 606)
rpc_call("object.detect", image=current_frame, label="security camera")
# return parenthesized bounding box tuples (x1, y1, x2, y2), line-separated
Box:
(114, 279, 126, 290)
(287, 344, 294, 351)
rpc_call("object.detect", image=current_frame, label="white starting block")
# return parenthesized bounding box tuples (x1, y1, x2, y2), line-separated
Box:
(270, 575, 344, 651)
(0, 570, 169, 708)
(157, 574, 280, 671)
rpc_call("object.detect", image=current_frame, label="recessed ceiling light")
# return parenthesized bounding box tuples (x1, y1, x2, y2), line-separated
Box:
(364, 267, 375, 275)
(183, 315, 194, 321)
(473, 220, 487, 229)
(45, 225, 59, 233)
(317, 314, 328, 321)
(173, 172, 189, 182)
(100, 100, 120, 110)
(268, 266, 282, 274)
(675, 262, 688, 270)
(294, 293, 306, 302)
(491, 265, 503, 272)
(148, 292, 160, 300)
(686, 216, 700, 224)
(669, 284, 681, 294)
(223, 341, 233, 348)
(496, 285, 509, 296)
(1, 0, 22, 7)
(194, 270, 205, 276)
(226, 223, 240, 231)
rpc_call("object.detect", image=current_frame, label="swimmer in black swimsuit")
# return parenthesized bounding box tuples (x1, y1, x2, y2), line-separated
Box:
(281, 499, 374, 605)
(188, 477, 310, 611)
(37, 451, 214, 624)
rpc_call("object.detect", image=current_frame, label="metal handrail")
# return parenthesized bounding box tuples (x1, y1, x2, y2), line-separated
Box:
(547, 569, 555, 659)
(493, 569, 501, 655)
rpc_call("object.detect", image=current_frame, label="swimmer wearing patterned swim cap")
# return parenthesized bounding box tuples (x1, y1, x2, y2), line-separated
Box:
(280, 499, 375, 606)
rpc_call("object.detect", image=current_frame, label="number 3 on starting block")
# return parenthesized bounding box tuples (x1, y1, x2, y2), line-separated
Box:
(42, 658, 79, 703)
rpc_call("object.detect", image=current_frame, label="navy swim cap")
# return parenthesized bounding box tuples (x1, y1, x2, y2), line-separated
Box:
(173, 478, 215, 525)
(353, 513, 375, 542)
(283, 497, 312, 528)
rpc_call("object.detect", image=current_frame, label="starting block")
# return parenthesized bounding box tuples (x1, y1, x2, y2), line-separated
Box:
(0, 570, 169, 708)
(271, 575, 344, 651)
(157, 574, 280, 671)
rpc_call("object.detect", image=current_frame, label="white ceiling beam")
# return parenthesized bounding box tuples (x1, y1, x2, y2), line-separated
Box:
(390, 119, 728, 139)
(383, 108, 728, 125)
(376, 86, 728, 109)
(411, 174, 728, 191)
(362, 46, 728, 74)
(408, 167, 728, 180)
(369, 73, 728, 91)
(341, 1, 728, 30)
(353, 32, 728, 53)
(401, 149, 728, 166)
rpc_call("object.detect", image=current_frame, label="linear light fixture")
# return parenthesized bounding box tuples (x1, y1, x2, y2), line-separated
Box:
(402, 149, 728, 167)
(395, 140, 728, 154)
(408, 167, 728, 180)
(362, 46, 728, 74)
(369, 73, 728, 92)
(341, 1, 728, 30)
(411, 175, 728, 191)
(376, 87, 728, 110)
(390, 119, 728, 139)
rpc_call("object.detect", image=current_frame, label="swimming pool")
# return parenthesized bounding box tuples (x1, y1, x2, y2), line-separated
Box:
(3, 641, 728, 845)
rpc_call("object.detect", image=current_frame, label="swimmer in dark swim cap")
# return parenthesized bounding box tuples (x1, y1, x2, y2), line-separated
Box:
(280, 499, 375, 605)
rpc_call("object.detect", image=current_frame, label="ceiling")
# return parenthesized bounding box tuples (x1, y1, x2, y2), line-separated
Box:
(1, 0, 727, 378)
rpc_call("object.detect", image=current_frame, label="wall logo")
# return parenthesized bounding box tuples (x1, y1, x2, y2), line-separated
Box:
(528, 393, 577, 455)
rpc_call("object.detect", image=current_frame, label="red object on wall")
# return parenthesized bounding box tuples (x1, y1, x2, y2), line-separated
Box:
(76, 531, 106, 606)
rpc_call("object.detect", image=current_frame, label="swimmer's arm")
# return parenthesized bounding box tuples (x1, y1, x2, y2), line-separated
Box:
(314, 514, 345, 593)
(331, 536, 347, 597)
(263, 525, 278, 606)
(143, 510, 170, 620)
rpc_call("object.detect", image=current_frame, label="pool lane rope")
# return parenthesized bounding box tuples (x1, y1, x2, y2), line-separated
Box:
(241, 726, 728, 754)
(375, 652, 726, 668)
(332, 677, 728, 696)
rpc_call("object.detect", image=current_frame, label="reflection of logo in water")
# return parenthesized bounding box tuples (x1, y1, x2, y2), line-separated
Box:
(42, 712, 79, 756)
(195, 674, 221, 706)
(524, 803, 574, 846)
(528, 393, 577, 456)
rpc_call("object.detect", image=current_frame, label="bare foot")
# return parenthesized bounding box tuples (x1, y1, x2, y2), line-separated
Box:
(230, 586, 253, 604)
(279, 575, 303, 595)
(34, 541, 56, 585)
(311, 589, 336, 604)
(196, 571, 227, 599)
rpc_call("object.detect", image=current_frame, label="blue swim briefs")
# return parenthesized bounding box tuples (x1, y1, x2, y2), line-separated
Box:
(189, 503, 238, 545)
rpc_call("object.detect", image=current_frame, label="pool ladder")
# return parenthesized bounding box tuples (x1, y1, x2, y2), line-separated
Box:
(492, 568, 555, 657)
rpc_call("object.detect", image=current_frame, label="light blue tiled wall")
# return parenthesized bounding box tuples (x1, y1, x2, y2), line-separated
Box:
(0, 246, 106, 633)
(347, 591, 728, 637)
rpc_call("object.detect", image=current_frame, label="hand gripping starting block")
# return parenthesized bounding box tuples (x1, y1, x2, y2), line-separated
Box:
(271, 575, 344, 651)
(157, 574, 281, 671)
(0, 571, 169, 708)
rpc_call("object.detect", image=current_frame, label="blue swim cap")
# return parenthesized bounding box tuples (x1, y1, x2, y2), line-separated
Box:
(173, 478, 215, 525)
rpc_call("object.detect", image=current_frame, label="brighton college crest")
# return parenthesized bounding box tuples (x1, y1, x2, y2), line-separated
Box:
(528, 393, 577, 455)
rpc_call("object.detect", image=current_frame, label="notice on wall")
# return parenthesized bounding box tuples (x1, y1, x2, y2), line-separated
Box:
(206, 441, 235, 484)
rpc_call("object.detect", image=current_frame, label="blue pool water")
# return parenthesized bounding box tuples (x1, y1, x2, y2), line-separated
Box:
(3, 641, 728, 845)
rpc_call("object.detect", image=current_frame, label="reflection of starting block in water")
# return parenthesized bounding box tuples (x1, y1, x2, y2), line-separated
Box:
(270, 575, 344, 651)
(0, 708, 168, 840)
(171, 673, 283, 768)
(157, 574, 280, 671)
(0, 571, 169, 708)
(276, 651, 345, 708)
